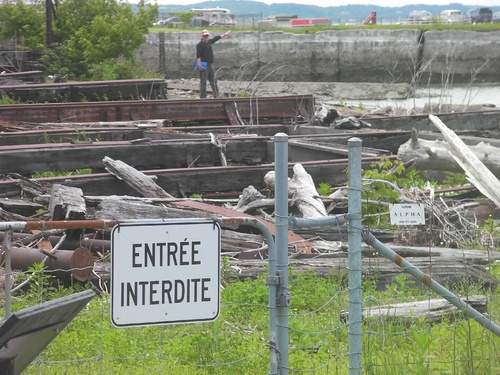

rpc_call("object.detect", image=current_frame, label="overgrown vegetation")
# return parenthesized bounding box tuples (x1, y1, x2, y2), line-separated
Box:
(3, 267, 498, 374)
(0, 0, 158, 80)
(32, 169, 91, 178)
(0, 158, 498, 373)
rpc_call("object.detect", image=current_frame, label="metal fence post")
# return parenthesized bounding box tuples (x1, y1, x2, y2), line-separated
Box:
(3, 227, 12, 319)
(274, 133, 290, 374)
(348, 137, 363, 374)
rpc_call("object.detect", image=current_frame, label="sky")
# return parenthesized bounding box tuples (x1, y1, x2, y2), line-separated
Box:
(153, 0, 500, 7)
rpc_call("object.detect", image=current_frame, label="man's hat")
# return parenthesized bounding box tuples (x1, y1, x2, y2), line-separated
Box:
(201, 30, 209, 36)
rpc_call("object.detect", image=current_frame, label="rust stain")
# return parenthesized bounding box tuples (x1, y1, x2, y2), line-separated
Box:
(170, 200, 313, 254)
(394, 253, 403, 266)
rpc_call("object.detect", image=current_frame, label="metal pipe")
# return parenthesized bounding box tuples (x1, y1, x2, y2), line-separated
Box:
(362, 228, 500, 337)
(3, 228, 12, 319)
(215, 216, 278, 374)
(0, 246, 94, 281)
(274, 132, 290, 374)
(0, 220, 119, 232)
(289, 214, 348, 229)
(348, 137, 363, 375)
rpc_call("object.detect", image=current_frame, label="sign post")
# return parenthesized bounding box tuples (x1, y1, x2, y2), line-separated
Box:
(111, 219, 221, 327)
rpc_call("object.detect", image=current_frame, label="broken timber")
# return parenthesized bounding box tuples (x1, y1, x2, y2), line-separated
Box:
(340, 295, 488, 324)
(398, 128, 500, 177)
(100, 157, 314, 253)
(0, 78, 168, 103)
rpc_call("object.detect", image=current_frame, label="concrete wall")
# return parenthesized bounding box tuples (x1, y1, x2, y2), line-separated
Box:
(136, 29, 500, 84)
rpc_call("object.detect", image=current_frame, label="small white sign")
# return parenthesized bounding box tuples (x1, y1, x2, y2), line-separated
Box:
(111, 219, 221, 327)
(389, 204, 425, 226)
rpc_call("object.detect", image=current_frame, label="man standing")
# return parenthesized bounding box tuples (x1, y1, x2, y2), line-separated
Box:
(196, 29, 231, 99)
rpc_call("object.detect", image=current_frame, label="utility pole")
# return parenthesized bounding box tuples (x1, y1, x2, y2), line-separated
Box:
(45, 0, 57, 47)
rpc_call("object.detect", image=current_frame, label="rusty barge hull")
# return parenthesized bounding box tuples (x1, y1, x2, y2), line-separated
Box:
(0, 156, 391, 198)
(0, 128, 408, 176)
(0, 78, 168, 102)
(0, 95, 315, 125)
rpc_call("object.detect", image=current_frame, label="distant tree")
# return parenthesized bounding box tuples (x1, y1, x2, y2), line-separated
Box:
(0, 0, 45, 49)
(0, 0, 158, 80)
(51, 0, 158, 80)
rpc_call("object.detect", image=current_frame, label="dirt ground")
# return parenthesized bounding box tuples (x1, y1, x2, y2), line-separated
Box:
(166, 79, 410, 102)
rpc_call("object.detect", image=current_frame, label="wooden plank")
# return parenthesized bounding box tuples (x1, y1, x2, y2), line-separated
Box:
(0, 128, 145, 146)
(0, 138, 271, 175)
(0, 157, 387, 197)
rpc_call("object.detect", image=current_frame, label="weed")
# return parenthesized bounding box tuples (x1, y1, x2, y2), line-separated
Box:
(32, 169, 91, 178)
(235, 91, 251, 97)
(316, 182, 332, 196)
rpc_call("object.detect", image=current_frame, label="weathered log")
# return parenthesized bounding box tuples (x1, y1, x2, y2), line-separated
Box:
(429, 115, 500, 208)
(6, 173, 49, 197)
(236, 256, 499, 289)
(49, 184, 86, 221)
(209, 133, 227, 166)
(288, 164, 327, 218)
(0, 198, 43, 217)
(232, 186, 273, 213)
(340, 295, 488, 324)
(263, 164, 327, 218)
(102, 156, 174, 198)
(95, 197, 210, 220)
(398, 128, 500, 177)
(92, 255, 499, 291)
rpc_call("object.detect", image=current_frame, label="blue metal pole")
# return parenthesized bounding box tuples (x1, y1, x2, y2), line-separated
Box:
(348, 137, 363, 374)
(3, 228, 12, 319)
(216, 216, 279, 374)
(362, 229, 500, 337)
(274, 133, 290, 374)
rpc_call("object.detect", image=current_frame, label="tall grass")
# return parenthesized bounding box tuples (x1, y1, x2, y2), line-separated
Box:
(5, 267, 498, 374)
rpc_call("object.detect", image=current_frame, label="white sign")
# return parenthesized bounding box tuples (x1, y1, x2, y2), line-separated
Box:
(389, 204, 425, 225)
(111, 220, 221, 328)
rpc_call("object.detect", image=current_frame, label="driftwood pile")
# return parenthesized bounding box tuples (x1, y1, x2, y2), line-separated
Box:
(1, 114, 500, 324)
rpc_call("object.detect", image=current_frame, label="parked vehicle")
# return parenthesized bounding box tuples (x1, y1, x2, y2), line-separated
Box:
(466, 8, 492, 24)
(440, 9, 464, 24)
(492, 11, 500, 23)
(154, 16, 179, 26)
(408, 10, 432, 24)
(190, 7, 235, 27)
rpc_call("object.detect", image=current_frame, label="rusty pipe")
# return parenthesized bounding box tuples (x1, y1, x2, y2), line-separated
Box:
(1, 246, 94, 281)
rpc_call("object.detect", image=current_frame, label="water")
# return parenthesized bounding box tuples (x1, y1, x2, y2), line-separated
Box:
(344, 84, 500, 114)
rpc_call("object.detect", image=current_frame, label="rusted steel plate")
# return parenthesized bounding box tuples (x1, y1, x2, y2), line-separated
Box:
(0, 95, 315, 125)
(169, 200, 314, 253)
(0, 78, 167, 103)
(0, 246, 94, 281)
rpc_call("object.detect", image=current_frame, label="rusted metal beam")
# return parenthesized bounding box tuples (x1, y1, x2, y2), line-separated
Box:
(0, 95, 315, 125)
(0, 78, 168, 103)
(169, 200, 314, 253)
(0, 246, 94, 281)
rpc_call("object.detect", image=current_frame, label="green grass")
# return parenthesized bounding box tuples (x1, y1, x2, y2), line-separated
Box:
(150, 23, 500, 34)
(3, 268, 498, 374)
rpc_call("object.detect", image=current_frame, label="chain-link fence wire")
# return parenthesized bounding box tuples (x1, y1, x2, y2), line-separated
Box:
(12, 251, 499, 374)
(0, 190, 498, 374)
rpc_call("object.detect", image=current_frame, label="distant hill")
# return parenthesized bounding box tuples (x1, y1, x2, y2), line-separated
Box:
(155, 1, 498, 22)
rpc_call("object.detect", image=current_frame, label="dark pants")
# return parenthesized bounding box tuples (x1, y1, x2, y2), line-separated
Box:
(199, 63, 219, 98)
